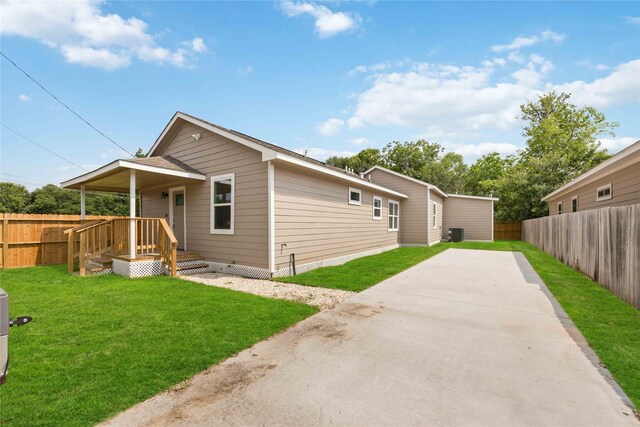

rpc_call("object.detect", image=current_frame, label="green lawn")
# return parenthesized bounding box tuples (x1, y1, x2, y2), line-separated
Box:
(279, 240, 640, 410)
(274, 245, 449, 292)
(0, 265, 317, 427)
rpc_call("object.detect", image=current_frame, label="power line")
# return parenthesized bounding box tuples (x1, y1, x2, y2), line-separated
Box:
(1, 123, 89, 172)
(0, 51, 135, 157)
(0, 173, 51, 184)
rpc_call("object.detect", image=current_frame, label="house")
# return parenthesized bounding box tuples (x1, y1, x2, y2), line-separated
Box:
(61, 112, 496, 278)
(542, 139, 640, 215)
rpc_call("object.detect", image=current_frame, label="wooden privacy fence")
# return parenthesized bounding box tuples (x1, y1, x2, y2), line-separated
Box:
(494, 221, 522, 240)
(0, 214, 121, 268)
(522, 204, 640, 310)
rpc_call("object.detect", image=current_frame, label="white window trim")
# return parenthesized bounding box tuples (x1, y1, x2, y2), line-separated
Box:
(596, 183, 612, 202)
(557, 201, 563, 215)
(388, 199, 399, 232)
(432, 201, 438, 229)
(349, 187, 362, 206)
(210, 173, 235, 235)
(571, 196, 578, 212)
(372, 196, 382, 220)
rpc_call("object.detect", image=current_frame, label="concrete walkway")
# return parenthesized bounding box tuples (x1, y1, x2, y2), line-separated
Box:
(103, 249, 638, 426)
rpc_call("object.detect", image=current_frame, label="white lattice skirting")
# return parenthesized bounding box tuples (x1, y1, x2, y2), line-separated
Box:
(112, 259, 166, 278)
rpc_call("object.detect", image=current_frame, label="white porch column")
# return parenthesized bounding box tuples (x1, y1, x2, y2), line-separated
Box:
(129, 169, 136, 259)
(80, 185, 86, 220)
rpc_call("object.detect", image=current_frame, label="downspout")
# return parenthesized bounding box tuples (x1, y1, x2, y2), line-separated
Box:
(426, 187, 431, 246)
(268, 161, 275, 275)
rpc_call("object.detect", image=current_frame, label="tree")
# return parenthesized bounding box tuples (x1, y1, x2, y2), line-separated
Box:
(134, 148, 146, 158)
(494, 92, 616, 220)
(382, 140, 442, 180)
(25, 184, 131, 215)
(0, 182, 30, 213)
(326, 148, 383, 174)
(464, 153, 511, 197)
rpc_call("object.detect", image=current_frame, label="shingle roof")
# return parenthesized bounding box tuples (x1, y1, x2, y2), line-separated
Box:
(128, 155, 205, 175)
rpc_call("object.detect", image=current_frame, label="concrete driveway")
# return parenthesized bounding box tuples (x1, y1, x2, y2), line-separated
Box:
(103, 249, 638, 426)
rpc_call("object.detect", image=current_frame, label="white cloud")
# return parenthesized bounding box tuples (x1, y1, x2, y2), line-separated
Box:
(491, 30, 565, 53)
(317, 118, 345, 136)
(237, 66, 254, 76)
(342, 52, 639, 139)
(294, 147, 356, 160)
(347, 59, 411, 77)
(552, 60, 640, 107)
(595, 64, 610, 71)
(0, 0, 205, 70)
(280, 1, 360, 38)
(18, 94, 31, 102)
(348, 137, 371, 146)
(625, 16, 640, 25)
(598, 136, 638, 153)
(191, 37, 207, 53)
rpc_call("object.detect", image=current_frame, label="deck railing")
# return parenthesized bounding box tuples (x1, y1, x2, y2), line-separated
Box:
(65, 218, 178, 276)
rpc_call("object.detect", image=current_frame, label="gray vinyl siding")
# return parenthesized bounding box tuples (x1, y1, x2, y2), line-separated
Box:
(443, 197, 493, 241)
(145, 122, 269, 268)
(367, 170, 429, 245)
(429, 191, 444, 244)
(547, 162, 640, 215)
(274, 165, 399, 271)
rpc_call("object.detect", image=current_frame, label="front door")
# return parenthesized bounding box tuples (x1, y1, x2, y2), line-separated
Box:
(170, 188, 185, 250)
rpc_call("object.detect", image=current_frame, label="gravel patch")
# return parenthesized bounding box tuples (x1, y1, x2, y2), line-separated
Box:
(180, 273, 355, 310)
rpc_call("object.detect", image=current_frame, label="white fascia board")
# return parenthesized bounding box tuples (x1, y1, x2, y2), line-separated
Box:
(541, 140, 640, 201)
(447, 194, 499, 202)
(274, 154, 408, 199)
(60, 160, 206, 188)
(364, 165, 448, 198)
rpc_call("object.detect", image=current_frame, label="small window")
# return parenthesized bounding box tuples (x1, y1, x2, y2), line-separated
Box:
(557, 202, 563, 215)
(596, 184, 612, 202)
(571, 196, 578, 213)
(432, 202, 437, 228)
(349, 187, 362, 205)
(210, 174, 234, 234)
(388, 200, 399, 231)
(175, 193, 184, 207)
(372, 196, 382, 220)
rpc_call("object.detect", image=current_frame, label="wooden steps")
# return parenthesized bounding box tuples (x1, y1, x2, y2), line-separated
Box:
(175, 251, 209, 276)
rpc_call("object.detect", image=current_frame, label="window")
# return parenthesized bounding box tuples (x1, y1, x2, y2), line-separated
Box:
(210, 174, 234, 234)
(349, 187, 362, 205)
(571, 196, 578, 213)
(175, 193, 184, 206)
(388, 200, 399, 231)
(596, 184, 612, 202)
(372, 196, 382, 220)
(432, 202, 437, 228)
(557, 202, 563, 215)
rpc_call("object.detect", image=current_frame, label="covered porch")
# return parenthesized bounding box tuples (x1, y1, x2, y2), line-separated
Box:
(61, 156, 207, 277)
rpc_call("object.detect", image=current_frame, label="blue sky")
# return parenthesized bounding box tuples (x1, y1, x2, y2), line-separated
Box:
(1, 1, 639, 189)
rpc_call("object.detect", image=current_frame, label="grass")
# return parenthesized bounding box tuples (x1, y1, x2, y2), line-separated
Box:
(277, 240, 640, 410)
(0, 265, 317, 427)
(274, 245, 449, 292)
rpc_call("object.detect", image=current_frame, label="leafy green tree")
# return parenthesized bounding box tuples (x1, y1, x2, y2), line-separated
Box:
(0, 182, 30, 213)
(464, 153, 511, 197)
(494, 92, 616, 220)
(382, 140, 442, 180)
(26, 185, 131, 215)
(134, 148, 146, 158)
(326, 148, 383, 174)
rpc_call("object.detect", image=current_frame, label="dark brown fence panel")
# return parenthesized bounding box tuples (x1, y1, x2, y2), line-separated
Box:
(522, 204, 640, 310)
(493, 221, 522, 240)
(0, 214, 120, 268)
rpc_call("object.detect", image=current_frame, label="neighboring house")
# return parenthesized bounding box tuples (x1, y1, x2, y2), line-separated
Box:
(61, 112, 496, 278)
(542, 139, 640, 215)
